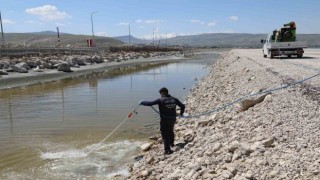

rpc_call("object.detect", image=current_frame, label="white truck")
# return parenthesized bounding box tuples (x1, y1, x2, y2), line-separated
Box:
(261, 34, 308, 59)
(261, 22, 308, 59)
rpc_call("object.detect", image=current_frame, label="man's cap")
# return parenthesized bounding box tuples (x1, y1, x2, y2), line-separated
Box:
(159, 87, 169, 93)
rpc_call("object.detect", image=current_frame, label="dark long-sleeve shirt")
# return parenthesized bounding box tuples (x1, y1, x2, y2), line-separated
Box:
(141, 95, 185, 120)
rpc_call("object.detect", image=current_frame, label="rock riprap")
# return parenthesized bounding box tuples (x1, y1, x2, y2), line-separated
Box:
(128, 49, 320, 180)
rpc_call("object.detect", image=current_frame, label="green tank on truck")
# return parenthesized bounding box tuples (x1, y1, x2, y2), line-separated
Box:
(261, 21, 308, 59)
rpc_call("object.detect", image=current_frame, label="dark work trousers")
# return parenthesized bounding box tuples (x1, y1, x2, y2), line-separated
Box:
(160, 119, 175, 151)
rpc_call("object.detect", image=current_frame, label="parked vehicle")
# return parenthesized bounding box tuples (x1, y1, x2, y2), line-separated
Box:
(261, 22, 308, 59)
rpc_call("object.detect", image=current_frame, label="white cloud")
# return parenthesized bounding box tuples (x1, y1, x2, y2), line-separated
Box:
(229, 16, 239, 21)
(117, 22, 129, 26)
(136, 19, 163, 24)
(3, 19, 15, 24)
(141, 32, 177, 40)
(25, 5, 71, 21)
(56, 22, 66, 26)
(190, 19, 205, 25)
(25, 20, 35, 24)
(154, 27, 160, 33)
(208, 21, 216, 26)
(141, 34, 154, 40)
(166, 33, 177, 38)
(178, 32, 198, 36)
(145, 19, 162, 24)
(96, 32, 108, 37)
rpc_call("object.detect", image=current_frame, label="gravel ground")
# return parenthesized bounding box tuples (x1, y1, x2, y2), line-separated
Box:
(128, 49, 320, 180)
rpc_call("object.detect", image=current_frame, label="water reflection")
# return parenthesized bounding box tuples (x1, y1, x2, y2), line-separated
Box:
(0, 63, 169, 134)
(8, 95, 13, 134)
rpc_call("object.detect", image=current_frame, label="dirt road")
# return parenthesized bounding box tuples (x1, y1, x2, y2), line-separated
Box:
(236, 48, 320, 82)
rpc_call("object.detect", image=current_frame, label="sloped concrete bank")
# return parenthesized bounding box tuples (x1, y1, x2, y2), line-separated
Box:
(128, 49, 320, 179)
(0, 52, 185, 90)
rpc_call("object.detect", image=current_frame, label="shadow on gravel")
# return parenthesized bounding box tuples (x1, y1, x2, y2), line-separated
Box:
(274, 56, 316, 60)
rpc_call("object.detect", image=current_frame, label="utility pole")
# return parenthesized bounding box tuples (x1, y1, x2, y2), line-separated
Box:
(166, 32, 168, 47)
(91, 11, 98, 40)
(56, 27, 60, 47)
(128, 23, 131, 45)
(153, 28, 155, 45)
(0, 11, 4, 46)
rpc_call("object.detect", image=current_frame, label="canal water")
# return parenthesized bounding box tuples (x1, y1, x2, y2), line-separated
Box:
(0, 51, 219, 179)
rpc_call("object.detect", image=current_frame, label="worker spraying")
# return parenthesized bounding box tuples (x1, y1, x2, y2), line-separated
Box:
(139, 87, 185, 155)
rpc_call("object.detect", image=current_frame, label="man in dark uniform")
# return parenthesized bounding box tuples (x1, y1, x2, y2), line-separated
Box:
(140, 87, 185, 155)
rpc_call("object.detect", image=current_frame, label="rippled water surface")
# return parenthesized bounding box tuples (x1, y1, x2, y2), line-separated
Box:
(0, 51, 219, 179)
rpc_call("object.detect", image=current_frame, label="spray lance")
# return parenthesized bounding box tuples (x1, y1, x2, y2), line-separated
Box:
(86, 104, 140, 156)
(127, 105, 139, 118)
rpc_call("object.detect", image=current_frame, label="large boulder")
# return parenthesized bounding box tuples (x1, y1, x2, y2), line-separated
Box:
(26, 60, 38, 68)
(37, 61, 52, 69)
(140, 142, 153, 151)
(0, 70, 8, 75)
(11, 63, 28, 73)
(18, 62, 30, 70)
(57, 63, 73, 72)
(85, 57, 93, 65)
(52, 60, 66, 69)
(66, 57, 79, 68)
(77, 57, 87, 66)
(92, 55, 102, 63)
(239, 94, 269, 112)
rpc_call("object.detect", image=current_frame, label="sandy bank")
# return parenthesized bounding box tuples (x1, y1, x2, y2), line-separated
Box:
(0, 54, 188, 90)
(128, 49, 320, 179)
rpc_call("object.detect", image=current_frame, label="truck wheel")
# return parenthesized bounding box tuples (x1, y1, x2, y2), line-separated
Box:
(287, 55, 291, 58)
(268, 51, 272, 59)
(263, 54, 267, 58)
(297, 54, 303, 58)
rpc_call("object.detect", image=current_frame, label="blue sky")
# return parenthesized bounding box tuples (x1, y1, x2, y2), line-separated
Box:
(0, 0, 319, 39)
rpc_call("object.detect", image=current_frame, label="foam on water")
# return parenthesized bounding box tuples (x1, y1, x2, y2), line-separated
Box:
(106, 167, 130, 178)
(41, 149, 87, 159)
(38, 140, 144, 178)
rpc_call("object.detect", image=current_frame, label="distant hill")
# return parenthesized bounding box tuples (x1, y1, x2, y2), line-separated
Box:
(29, 31, 71, 36)
(115, 33, 320, 48)
(2, 31, 320, 48)
(2, 31, 124, 47)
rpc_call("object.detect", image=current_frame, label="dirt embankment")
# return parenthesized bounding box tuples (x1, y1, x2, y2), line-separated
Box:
(128, 49, 320, 179)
